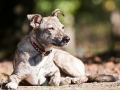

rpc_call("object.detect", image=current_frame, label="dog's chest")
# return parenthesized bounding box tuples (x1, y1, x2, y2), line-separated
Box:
(26, 56, 49, 85)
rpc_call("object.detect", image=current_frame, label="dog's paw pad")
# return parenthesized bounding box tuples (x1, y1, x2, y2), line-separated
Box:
(6, 82, 18, 89)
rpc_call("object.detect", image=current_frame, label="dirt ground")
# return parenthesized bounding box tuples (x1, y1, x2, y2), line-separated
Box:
(1, 52, 120, 90)
(1, 81, 120, 90)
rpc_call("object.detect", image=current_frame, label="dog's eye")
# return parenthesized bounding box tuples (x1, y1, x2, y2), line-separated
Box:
(62, 26, 64, 29)
(48, 27, 54, 30)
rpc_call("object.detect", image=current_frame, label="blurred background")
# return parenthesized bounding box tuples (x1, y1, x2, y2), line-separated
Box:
(1, 0, 120, 60)
(1, 0, 120, 83)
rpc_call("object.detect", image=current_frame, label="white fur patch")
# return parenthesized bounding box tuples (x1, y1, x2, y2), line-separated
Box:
(75, 60, 85, 75)
(26, 75, 39, 85)
(26, 56, 48, 85)
(37, 56, 48, 69)
(6, 82, 18, 89)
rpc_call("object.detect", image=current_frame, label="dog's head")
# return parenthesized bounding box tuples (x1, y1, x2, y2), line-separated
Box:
(27, 9, 70, 48)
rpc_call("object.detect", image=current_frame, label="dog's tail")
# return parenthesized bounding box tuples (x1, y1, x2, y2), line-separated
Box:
(86, 74, 118, 82)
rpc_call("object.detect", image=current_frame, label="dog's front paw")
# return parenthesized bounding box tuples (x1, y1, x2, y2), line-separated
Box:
(53, 78, 60, 86)
(6, 82, 18, 89)
(49, 77, 60, 86)
(60, 77, 72, 85)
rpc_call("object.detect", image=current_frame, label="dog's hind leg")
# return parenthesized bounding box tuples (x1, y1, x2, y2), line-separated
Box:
(71, 76, 88, 84)
(60, 76, 88, 85)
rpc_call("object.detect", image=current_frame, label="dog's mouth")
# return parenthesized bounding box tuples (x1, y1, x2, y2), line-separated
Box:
(51, 42, 58, 46)
(51, 42, 66, 46)
(51, 42, 68, 47)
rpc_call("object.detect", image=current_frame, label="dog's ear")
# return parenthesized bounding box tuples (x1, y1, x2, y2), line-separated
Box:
(27, 14, 42, 28)
(51, 9, 65, 17)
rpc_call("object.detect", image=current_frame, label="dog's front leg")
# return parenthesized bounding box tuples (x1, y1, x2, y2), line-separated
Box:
(6, 74, 24, 89)
(6, 66, 30, 89)
(49, 67, 60, 86)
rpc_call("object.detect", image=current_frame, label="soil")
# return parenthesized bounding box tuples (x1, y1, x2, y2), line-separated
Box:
(1, 52, 120, 90)
(1, 81, 120, 90)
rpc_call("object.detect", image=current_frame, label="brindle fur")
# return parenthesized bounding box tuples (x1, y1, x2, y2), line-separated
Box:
(6, 9, 117, 89)
(6, 9, 69, 89)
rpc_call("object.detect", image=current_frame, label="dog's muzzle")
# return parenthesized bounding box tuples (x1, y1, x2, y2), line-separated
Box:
(61, 35, 70, 44)
(51, 35, 70, 47)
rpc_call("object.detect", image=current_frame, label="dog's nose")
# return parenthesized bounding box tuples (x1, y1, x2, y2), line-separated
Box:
(62, 36, 70, 43)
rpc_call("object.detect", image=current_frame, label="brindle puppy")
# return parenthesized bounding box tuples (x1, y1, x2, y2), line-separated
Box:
(6, 9, 117, 89)
(6, 9, 70, 89)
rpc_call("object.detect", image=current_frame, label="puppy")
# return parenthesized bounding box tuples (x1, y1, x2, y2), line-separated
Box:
(6, 9, 117, 89)
(6, 9, 70, 89)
